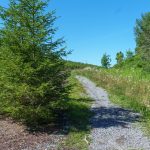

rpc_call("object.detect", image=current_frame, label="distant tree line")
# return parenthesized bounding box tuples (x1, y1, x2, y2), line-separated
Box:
(101, 50, 134, 68)
(101, 12, 150, 71)
(66, 61, 99, 70)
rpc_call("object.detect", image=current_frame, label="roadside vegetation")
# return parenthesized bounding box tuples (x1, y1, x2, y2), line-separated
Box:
(61, 72, 92, 150)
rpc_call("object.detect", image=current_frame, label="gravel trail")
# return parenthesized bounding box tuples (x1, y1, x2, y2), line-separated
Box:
(76, 75, 150, 150)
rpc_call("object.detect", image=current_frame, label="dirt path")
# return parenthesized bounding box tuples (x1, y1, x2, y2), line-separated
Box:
(76, 76, 150, 150)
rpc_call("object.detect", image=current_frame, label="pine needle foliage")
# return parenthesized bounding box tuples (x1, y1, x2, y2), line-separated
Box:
(0, 0, 69, 125)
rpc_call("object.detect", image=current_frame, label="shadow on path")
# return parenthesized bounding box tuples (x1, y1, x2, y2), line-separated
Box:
(91, 106, 141, 128)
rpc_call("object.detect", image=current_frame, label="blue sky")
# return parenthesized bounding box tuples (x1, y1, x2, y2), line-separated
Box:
(1, 0, 150, 65)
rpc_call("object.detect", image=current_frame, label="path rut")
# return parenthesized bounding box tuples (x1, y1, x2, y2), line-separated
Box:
(76, 76, 150, 150)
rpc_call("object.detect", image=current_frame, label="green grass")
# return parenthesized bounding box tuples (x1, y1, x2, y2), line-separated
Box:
(60, 72, 93, 150)
(75, 68, 150, 135)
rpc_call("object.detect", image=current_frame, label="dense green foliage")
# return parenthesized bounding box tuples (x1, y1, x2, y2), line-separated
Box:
(101, 53, 111, 68)
(0, 0, 69, 125)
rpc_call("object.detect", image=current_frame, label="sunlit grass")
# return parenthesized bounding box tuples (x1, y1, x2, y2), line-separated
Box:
(60, 72, 93, 150)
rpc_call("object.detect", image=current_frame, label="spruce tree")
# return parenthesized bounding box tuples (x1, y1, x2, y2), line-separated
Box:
(101, 53, 111, 68)
(116, 51, 124, 64)
(0, 0, 69, 125)
(126, 50, 134, 59)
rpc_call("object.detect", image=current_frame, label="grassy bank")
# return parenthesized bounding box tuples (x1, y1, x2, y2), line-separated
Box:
(60, 72, 92, 150)
(76, 68, 150, 134)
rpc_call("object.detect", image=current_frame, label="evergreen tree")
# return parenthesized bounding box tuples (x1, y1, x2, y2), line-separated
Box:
(116, 51, 124, 64)
(126, 50, 134, 59)
(135, 12, 150, 71)
(101, 53, 111, 68)
(0, 0, 69, 125)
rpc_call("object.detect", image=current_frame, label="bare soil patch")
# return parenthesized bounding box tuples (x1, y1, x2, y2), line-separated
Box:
(0, 116, 64, 150)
